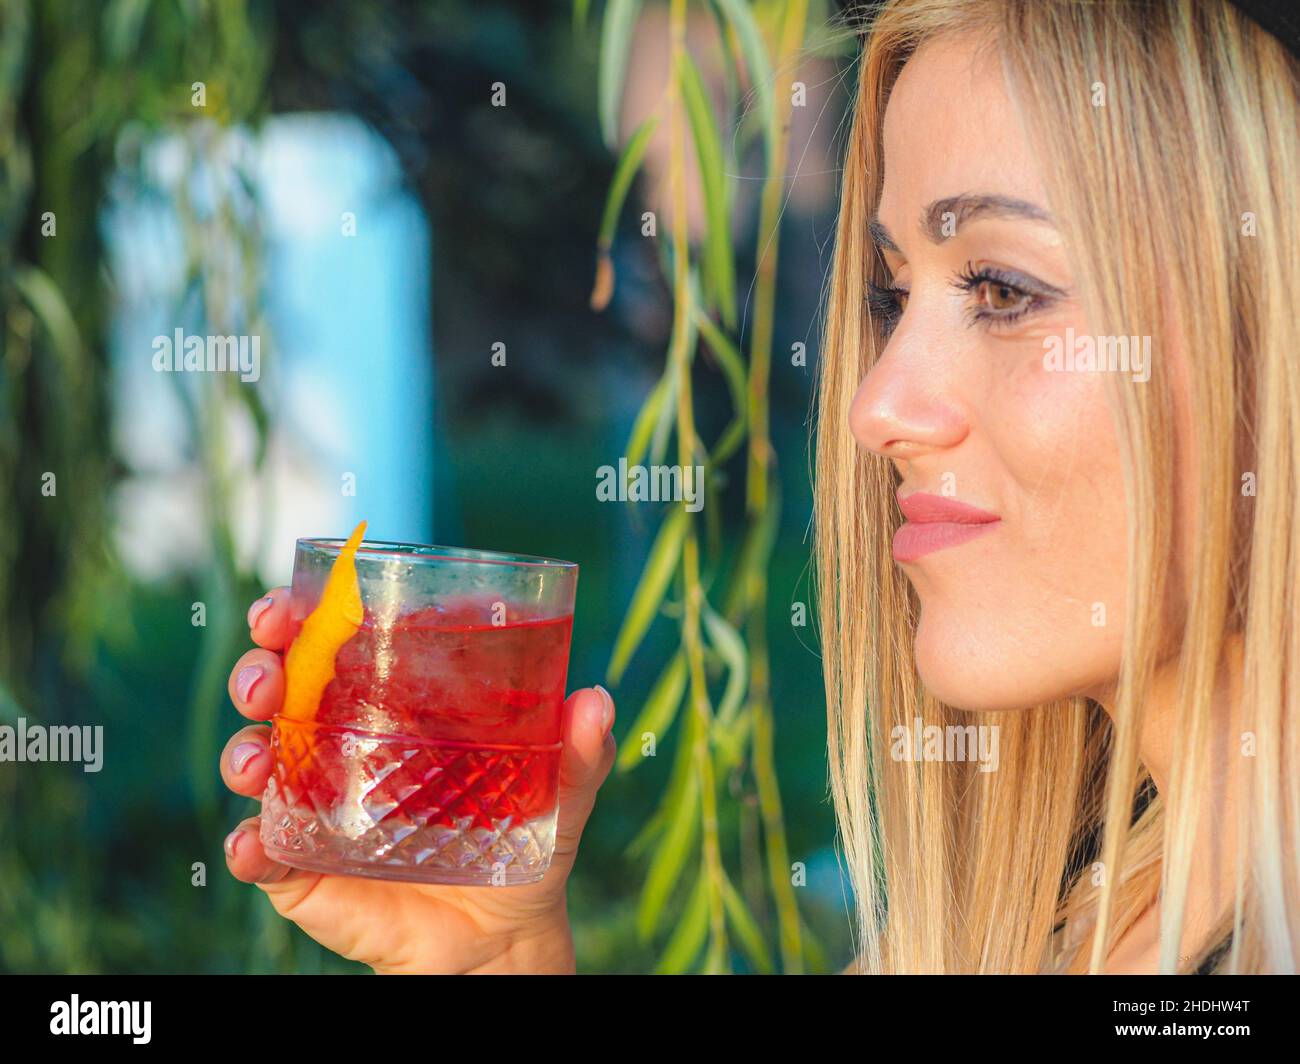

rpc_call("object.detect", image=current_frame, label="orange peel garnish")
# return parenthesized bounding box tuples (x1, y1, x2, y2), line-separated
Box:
(282, 520, 367, 723)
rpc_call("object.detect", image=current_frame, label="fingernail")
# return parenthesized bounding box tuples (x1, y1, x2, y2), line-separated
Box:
(247, 596, 275, 629)
(230, 742, 264, 775)
(235, 664, 264, 703)
(594, 684, 615, 735)
(224, 828, 243, 859)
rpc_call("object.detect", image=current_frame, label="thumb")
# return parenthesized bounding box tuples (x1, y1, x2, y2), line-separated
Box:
(550, 686, 616, 875)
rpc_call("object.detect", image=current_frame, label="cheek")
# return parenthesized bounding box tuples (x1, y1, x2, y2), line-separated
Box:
(996, 353, 1130, 687)
(994, 350, 1128, 602)
(916, 347, 1132, 710)
(998, 347, 1119, 508)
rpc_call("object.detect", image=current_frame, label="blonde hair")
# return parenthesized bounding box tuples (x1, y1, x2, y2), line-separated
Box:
(814, 0, 1300, 973)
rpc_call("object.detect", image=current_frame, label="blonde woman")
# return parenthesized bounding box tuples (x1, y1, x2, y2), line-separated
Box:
(217, 0, 1300, 974)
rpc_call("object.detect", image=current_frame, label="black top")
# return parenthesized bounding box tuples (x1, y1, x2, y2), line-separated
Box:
(1195, 935, 1233, 975)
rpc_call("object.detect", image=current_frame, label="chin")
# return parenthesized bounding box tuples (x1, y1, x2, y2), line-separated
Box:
(916, 669, 1037, 713)
(913, 613, 1043, 713)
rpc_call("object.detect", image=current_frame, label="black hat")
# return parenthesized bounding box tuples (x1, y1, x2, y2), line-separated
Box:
(1229, 1, 1300, 58)
(835, 1, 1300, 62)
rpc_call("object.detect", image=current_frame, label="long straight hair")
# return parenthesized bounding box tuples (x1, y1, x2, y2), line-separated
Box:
(814, 0, 1300, 973)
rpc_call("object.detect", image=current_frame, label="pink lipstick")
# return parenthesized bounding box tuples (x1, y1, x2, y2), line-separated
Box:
(892, 491, 1001, 563)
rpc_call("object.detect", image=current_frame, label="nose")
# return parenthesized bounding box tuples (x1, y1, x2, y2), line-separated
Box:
(848, 324, 970, 461)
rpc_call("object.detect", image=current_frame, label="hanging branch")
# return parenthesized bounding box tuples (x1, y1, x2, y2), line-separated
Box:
(586, 0, 825, 973)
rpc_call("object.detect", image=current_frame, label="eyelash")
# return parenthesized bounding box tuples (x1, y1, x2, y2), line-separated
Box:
(865, 261, 1054, 335)
(865, 278, 908, 334)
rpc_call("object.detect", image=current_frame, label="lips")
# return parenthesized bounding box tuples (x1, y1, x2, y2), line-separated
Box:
(892, 491, 1001, 563)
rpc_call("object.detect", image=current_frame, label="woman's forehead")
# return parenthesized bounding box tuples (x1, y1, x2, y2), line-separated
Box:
(879, 34, 1047, 227)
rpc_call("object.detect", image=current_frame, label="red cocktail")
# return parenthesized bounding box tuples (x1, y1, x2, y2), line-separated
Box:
(261, 530, 577, 885)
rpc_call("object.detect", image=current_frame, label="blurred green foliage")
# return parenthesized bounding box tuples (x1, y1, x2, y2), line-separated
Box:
(0, 0, 850, 973)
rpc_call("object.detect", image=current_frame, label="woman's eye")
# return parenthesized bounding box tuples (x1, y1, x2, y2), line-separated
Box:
(866, 279, 909, 333)
(955, 262, 1056, 328)
(868, 264, 1058, 336)
(974, 279, 1029, 314)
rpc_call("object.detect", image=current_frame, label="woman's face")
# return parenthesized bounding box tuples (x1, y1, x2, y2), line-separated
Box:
(850, 33, 1130, 712)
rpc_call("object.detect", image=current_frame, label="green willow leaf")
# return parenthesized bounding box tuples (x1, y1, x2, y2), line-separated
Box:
(624, 805, 666, 862)
(649, 339, 682, 466)
(724, 475, 782, 619)
(693, 308, 746, 415)
(714, 709, 752, 773)
(649, 369, 678, 466)
(709, 418, 746, 471)
(14, 266, 88, 449)
(624, 693, 698, 859)
(801, 918, 832, 974)
(606, 507, 688, 685)
(104, 0, 152, 62)
(693, 308, 747, 467)
(723, 875, 774, 973)
(592, 112, 659, 310)
(617, 650, 687, 772)
(714, 0, 775, 162)
(677, 49, 736, 329)
(649, 259, 699, 465)
(13, 265, 83, 375)
(624, 370, 669, 471)
(596, 111, 660, 248)
(702, 604, 747, 728)
(573, 0, 592, 33)
(654, 873, 710, 974)
(637, 767, 700, 940)
(705, 0, 742, 120)
(598, 0, 642, 149)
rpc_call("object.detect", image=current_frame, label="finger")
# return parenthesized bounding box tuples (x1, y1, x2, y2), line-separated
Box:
(246, 587, 293, 651)
(220, 724, 274, 797)
(553, 687, 617, 861)
(228, 648, 285, 722)
(223, 816, 305, 886)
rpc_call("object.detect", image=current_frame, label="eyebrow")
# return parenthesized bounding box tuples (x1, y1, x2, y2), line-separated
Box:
(869, 193, 1055, 252)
